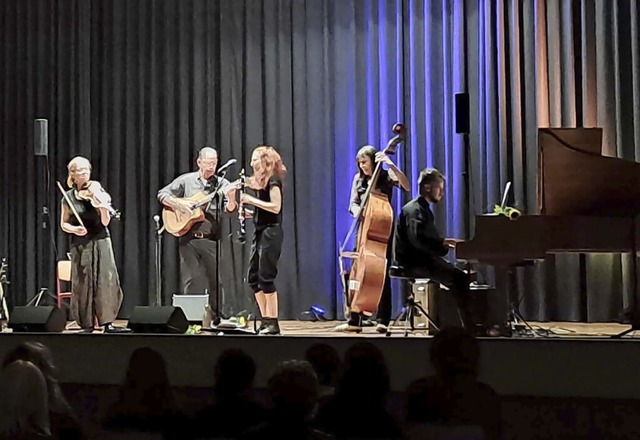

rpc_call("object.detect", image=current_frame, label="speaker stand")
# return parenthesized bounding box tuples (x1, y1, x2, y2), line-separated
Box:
(25, 287, 57, 307)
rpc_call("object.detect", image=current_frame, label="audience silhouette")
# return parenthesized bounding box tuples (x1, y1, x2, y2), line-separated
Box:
(0, 360, 52, 440)
(405, 327, 501, 439)
(3, 342, 82, 440)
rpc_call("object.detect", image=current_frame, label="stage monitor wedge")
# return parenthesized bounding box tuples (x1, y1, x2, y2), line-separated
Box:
(127, 306, 189, 334)
(9, 306, 66, 332)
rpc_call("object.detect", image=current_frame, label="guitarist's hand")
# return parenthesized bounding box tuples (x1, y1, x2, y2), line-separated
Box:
(175, 200, 193, 216)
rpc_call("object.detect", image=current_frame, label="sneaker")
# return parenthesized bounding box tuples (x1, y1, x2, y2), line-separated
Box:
(375, 323, 388, 334)
(259, 318, 281, 335)
(333, 323, 363, 333)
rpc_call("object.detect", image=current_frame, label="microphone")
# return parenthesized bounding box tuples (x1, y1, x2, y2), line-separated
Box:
(153, 215, 161, 231)
(216, 158, 237, 175)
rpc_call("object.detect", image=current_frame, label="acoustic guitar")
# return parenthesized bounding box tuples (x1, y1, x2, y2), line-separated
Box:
(162, 179, 239, 237)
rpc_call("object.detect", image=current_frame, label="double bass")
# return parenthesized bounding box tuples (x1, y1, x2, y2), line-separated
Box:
(339, 124, 406, 317)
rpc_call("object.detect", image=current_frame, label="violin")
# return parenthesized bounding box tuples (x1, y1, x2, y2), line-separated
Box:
(75, 181, 121, 220)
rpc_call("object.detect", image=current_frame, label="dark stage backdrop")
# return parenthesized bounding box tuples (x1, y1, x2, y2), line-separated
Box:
(1, 0, 639, 322)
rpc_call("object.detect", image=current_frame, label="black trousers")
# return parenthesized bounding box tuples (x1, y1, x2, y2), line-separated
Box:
(178, 238, 221, 312)
(248, 225, 283, 294)
(406, 257, 473, 328)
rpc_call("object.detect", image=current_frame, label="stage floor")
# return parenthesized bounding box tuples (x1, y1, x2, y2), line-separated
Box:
(5, 318, 640, 400)
(62, 319, 639, 338)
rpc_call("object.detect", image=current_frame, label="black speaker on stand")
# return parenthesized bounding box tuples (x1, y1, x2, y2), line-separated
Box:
(454, 92, 471, 237)
(26, 119, 57, 306)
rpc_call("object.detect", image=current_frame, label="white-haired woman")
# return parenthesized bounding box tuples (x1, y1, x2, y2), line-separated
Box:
(60, 156, 129, 333)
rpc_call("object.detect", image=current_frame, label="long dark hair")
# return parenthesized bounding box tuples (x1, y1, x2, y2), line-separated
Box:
(356, 145, 377, 180)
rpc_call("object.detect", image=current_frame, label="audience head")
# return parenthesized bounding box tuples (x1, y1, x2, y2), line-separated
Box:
(430, 327, 480, 379)
(214, 349, 256, 396)
(339, 342, 390, 401)
(3, 341, 71, 414)
(0, 360, 50, 438)
(304, 343, 340, 387)
(268, 360, 318, 419)
(118, 347, 172, 416)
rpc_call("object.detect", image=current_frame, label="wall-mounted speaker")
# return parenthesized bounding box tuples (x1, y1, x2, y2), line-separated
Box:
(127, 306, 189, 334)
(454, 93, 470, 134)
(34, 119, 48, 156)
(9, 306, 66, 332)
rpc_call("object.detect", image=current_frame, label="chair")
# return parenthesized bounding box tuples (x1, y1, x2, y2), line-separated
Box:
(56, 261, 72, 308)
(388, 265, 440, 336)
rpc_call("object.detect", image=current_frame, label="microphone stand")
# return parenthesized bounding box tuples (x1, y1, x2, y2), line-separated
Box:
(153, 216, 163, 306)
(209, 172, 224, 327)
(203, 169, 256, 335)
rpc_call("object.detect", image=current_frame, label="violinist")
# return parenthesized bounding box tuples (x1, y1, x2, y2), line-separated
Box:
(241, 146, 286, 335)
(340, 145, 410, 333)
(59, 156, 130, 333)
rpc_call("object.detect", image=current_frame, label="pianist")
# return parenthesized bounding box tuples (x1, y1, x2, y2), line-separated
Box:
(393, 168, 475, 329)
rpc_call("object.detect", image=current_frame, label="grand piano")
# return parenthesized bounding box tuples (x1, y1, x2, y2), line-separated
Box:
(457, 128, 640, 330)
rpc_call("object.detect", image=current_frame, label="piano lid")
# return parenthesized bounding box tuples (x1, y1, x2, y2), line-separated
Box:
(537, 128, 640, 217)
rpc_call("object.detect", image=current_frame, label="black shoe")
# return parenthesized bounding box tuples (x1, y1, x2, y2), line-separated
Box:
(104, 323, 132, 333)
(259, 318, 280, 335)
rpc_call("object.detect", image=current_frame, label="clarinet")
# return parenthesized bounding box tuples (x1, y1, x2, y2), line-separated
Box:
(237, 168, 246, 244)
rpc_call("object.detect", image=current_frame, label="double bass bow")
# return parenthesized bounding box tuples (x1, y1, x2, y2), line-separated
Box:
(338, 124, 406, 317)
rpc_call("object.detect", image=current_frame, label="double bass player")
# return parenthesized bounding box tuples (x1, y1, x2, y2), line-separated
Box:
(337, 138, 410, 333)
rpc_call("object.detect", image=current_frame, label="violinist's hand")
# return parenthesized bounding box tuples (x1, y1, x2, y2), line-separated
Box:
(375, 152, 394, 166)
(74, 226, 88, 237)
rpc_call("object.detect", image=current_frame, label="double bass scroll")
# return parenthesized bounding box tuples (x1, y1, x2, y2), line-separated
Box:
(338, 124, 406, 316)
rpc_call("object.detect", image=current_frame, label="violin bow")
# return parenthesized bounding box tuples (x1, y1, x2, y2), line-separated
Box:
(56, 181, 86, 229)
